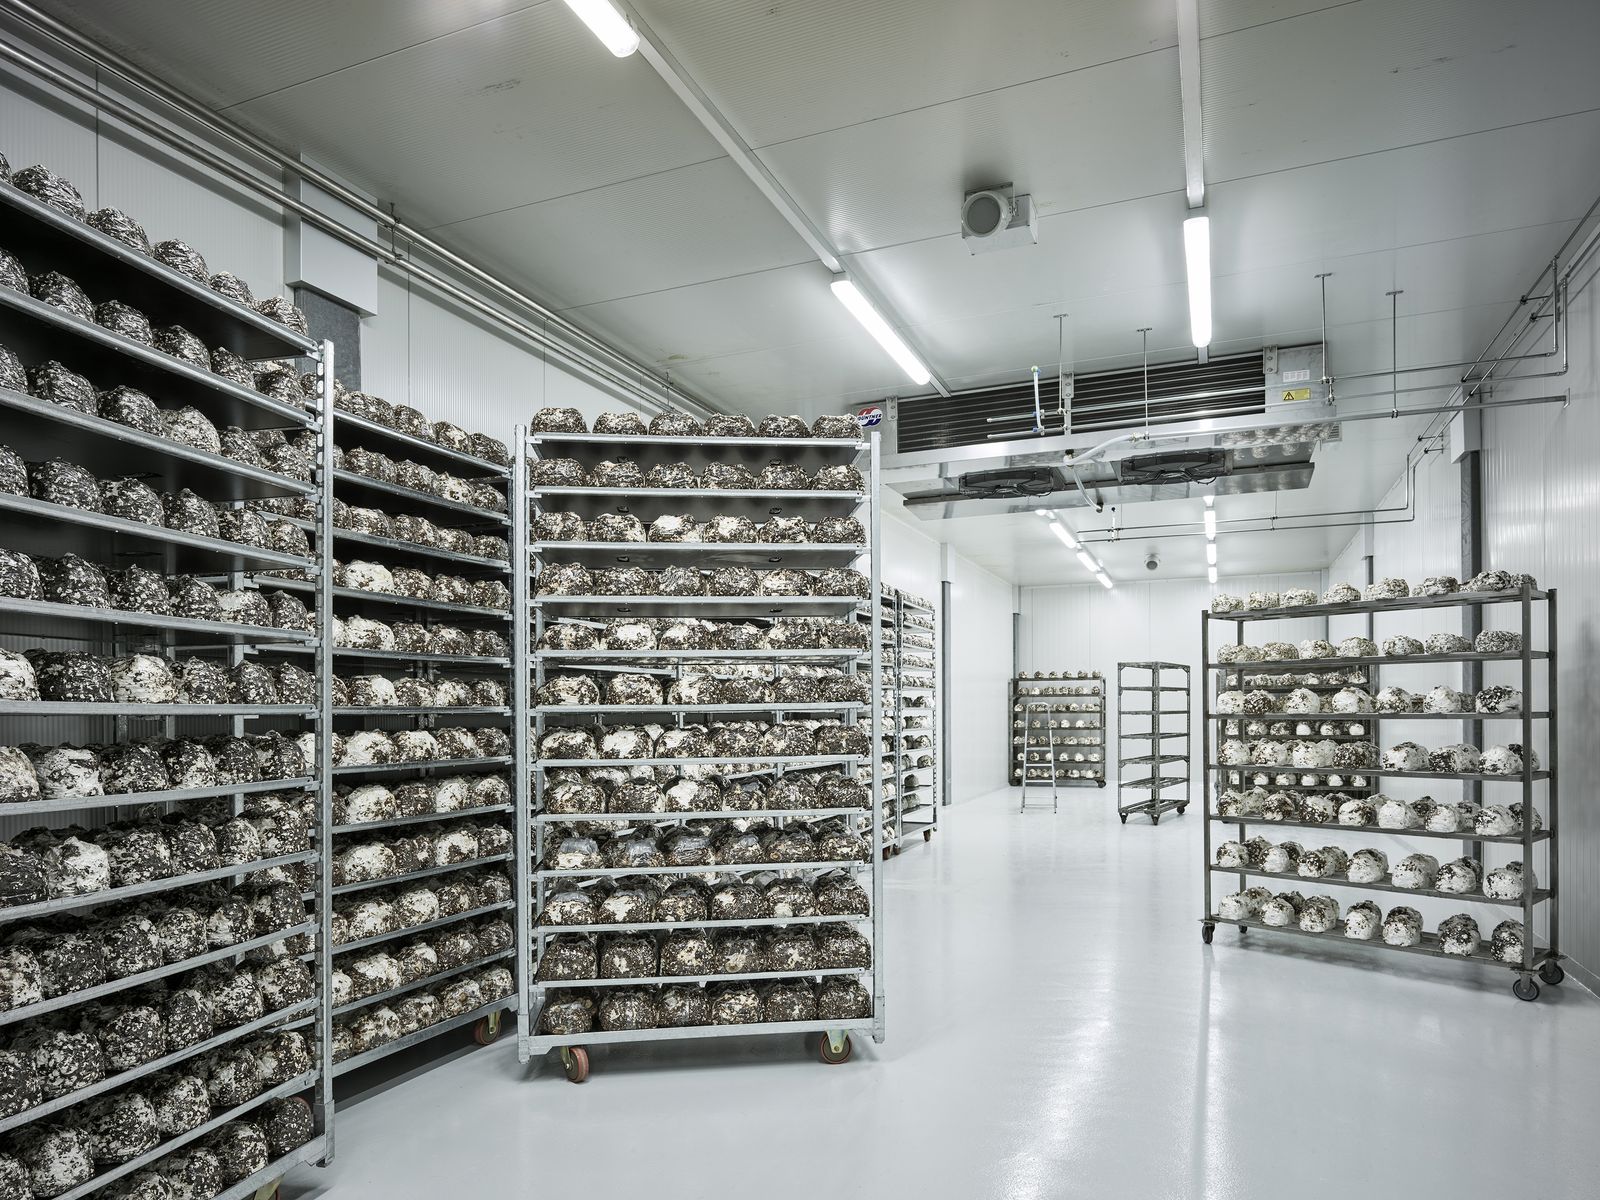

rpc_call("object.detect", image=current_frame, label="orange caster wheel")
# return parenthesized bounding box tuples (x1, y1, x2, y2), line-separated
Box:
(562, 1046, 590, 1083)
(819, 1033, 852, 1065)
(473, 1011, 502, 1045)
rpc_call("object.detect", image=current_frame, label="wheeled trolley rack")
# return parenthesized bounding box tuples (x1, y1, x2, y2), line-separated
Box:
(1200, 582, 1564, 1002)
(0, 173, 333, 1191)
(885, 589, 938, 852)
(515, 418, 886, 1079)
(1116, 661, 1191, 824)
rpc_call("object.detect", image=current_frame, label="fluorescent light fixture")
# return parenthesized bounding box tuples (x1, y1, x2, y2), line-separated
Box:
(1203, 509, 1217, 538)
(1096, 572, 1113, 590)
(1183, 213, 1212, 348)
(830, 277, 932, 386)
(561, 0, 640, 56)
(1049, 522, 1079, 550)
(1204, 494, 1215, 508)
(1074, 550, 1097, 573)
(1205, 542, 1217, 566)
(1207, 565, 1218, 584)
(1034, 509, 1053, 519)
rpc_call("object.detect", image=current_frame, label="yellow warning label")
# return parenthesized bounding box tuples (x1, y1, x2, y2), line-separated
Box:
(1281, 388, 1312, 403)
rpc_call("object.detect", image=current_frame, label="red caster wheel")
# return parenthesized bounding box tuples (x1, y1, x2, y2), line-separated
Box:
(562, 1046, 590, 1083)
(819, 1034, 852, 1065)
(473, 1011, 502, 1045)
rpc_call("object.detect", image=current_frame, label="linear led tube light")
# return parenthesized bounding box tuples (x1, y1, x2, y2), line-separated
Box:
(1206, 542, 1217, 566)
(1208, 565, 1218, 584)
(1203, 508, 1217, 538)
(1204, 494, 1215, 508)
(1096, 572, 1114, 590)
(561, 0, 640, 56)
(1074, 550, 1097, 573)
(1049, 522, 1080, 550)
(1184, 213, 1213, 348)
(830, 277, 932, 386)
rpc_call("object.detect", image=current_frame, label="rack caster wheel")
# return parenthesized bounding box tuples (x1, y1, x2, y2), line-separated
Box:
(1539, 961, 1566, 986)
(1177, 804, 1188, 815)
(819, 1033, 852, 1065)
(1150, 815, 1161, 825)
(1119, 814, 1128, 824)
(561, 1046, 590, 1083)
(1201, 923, 1214, 944)
(1513, 977, 1540, 1002)
(923, 829, 933, 842)
(473, 1012, 502, 1045)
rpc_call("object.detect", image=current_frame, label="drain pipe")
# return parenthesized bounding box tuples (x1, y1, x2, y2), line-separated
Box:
(0, 2, 713, 418)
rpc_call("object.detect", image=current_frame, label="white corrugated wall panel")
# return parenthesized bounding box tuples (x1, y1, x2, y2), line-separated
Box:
(946, 553, 1014, 803)
(1479, 254, 1600, 984)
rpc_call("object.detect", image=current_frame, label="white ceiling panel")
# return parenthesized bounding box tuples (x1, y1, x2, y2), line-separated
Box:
(436, 157, 816, 310)
(35, 1, 543, 108)
(635, 0, 1177, 150)
(757, 47, 1185, 255)
(1202, 0, 1600, 184)
(1209, 109, 1600, 270)
(225, 6, 722, 228)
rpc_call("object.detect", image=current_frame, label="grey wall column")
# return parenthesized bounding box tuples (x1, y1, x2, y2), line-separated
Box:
(293, 287, 363, 391)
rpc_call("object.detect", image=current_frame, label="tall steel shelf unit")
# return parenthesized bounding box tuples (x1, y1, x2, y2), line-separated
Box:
(1200, 585, 1564, 1001)
(1011, 673, 1106, 809)
(515, 425, 886, 1079)
(1116, 661, 1190, 825)
(0, 177, 334, 1190)
(312, 413, 518, 1073)
(889, 592, 938, 851)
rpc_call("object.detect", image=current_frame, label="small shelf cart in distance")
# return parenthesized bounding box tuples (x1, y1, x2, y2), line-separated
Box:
(515, 416, 886, 1080)
(1011, 672, 1105, 812)
(0, 172, 334, 1191)
(1200, 582, 1563, 1001)
(1116, 661, 1190, 824)
(886, 588, 937, 853)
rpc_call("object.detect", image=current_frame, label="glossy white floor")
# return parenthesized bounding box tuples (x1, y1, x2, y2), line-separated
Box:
(289, 787, 1600, 1199)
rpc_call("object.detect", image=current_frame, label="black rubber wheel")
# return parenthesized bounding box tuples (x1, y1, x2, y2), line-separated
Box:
(1151, 815, 1161, 825)
(563, 1046, 590, 1083)
(1119, 814, 1128, 824)
(1177, 804, 1188, 815)
(819, 1034, 852, 1065)
(1513, 977, 1541, 1002)
(1201, 923, 1214, 944)
(1539, 961, 1566, 986)
(923, 829, 933, 842)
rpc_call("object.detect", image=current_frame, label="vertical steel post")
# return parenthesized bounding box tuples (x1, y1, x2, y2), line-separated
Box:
(1546, 588, 1559, 963)
(868, 431, 886, 1041)
(510, 428, 532, 1058)
(314, 339, 336, 1161)
(940, 579, 952, 807)
(1200, 612, 1214, 924)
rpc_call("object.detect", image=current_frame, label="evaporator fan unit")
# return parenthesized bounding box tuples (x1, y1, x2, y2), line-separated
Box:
(958, 467, 1058, 499)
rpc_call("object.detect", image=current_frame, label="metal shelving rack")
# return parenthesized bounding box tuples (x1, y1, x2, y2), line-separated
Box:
(1116, 661, 1190, 825)
(0, 174, 334, 1189)
(309, 412, 518, 1074)
(515, 425, 886, 1078)
(1011, 673, 1105, 809)
(1200, 585, 1565, 1001)
(887, 591, 937, 852)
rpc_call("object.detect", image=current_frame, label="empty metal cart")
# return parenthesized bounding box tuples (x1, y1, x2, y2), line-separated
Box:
(1116, 661, 1191, 824)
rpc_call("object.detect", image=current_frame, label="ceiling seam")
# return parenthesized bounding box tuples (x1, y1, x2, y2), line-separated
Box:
(214, 0, 556, 110)
(745, 44, 1180, 153)
(555, 257, 827, 313)
(417, 152, 737, 231)
(1207, 104, 1600, 189)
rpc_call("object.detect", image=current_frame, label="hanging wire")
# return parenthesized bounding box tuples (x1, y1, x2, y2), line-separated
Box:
(1386, 289, 1404, 418)
(1137, 327, 1153, 437)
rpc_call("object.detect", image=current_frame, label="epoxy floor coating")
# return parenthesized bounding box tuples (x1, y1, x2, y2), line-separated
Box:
(289, 789, 1600, 1199)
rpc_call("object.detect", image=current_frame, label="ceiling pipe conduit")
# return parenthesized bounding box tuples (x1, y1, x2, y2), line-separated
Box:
(0, 0, 715, 418)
